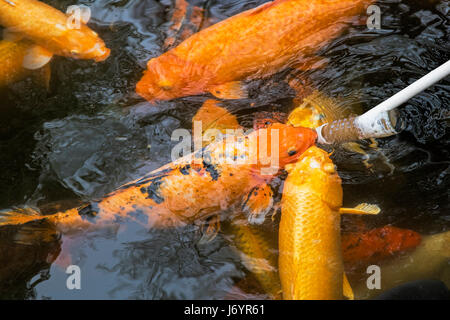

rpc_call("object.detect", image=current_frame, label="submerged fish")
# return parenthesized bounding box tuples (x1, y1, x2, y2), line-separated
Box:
(223, 216, 282, 299)
(352, 231, 450, 299)
(0, 124, 316, 232)
(279, 146, 379, 299)
(0, 39, 37, 86)
(0, 0, 110, 67)
(136, 0, 373, 103)
(342, 226, 422, 268)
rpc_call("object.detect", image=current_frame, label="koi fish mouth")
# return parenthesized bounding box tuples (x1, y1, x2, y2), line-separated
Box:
(80, 43, 110, 62)
(94, 48, 111, 62)
(92, 46, 110, 62)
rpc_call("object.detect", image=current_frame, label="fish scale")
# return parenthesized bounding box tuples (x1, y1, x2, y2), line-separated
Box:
(0, 39, 32, 86)
(279, 146, 344, 300)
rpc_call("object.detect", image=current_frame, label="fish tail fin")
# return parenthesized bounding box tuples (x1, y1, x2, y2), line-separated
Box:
(0, 207, 43, 227)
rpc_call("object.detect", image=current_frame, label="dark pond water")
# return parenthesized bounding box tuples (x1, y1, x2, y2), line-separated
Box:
(0, 0, 448, 299)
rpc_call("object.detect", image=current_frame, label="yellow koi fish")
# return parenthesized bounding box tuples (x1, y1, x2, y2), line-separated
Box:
(279, 146, 379, 299)
(0, 39, 34, 86)
(0, 0, 110, 69)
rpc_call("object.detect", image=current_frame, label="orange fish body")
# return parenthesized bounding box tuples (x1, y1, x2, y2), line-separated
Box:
(342, 226, 422, 267)
(0, 39, 33, 86)
(136, 0, 373, 102)
(279, 146, 344, 299)
(0, 124, 316, 232)
(0, 0, 109, 61)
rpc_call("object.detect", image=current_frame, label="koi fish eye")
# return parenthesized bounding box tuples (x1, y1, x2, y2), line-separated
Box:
(287, 148, 297, 156)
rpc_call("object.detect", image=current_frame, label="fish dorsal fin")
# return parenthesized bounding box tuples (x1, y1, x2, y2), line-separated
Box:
(242, 183, 274, 225)
(287, 91, 350, 129)
(339, 203, 380, 215)
(209, 81, 248, 100)
(23, 45, 53, 70)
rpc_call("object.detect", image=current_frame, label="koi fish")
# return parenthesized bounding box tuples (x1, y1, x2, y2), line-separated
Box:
(279, 146, 379, 299)
(0, 39, 46, 87)
(136, 0, 374, 103)
(0, 0, 110, 68)
(287, 90, 392, 170)
(223, 216, 282, 299)
(0, 123, 316, 232)
(342, 226, 422, 268)
(163, 0, 206, 50)
(351, 231, 450, 299)
(193, 100, 283, 297)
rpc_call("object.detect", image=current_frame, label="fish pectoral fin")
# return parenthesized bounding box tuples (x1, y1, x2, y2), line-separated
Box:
(209, 81, 248, 100)
(198, 215, 221, 244)
(242, 184, 274, 225)
(339, 203, 380, 215)
(343, 273, 354, 300)
(23, 45, 53, 70)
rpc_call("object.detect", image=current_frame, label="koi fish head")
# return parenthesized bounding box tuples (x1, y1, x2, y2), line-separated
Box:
(285, 146, 342, 208)
(247, 123, 316, 176)
(136, 53, 198, 103)
(56, 25, 110, 62)
(273, 123, 318, 168)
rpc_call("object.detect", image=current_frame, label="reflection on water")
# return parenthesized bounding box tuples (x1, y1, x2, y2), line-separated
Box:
(0, 0, 448, 299)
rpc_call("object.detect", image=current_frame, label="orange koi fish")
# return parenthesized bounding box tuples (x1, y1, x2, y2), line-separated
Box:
(0, 124, 316, 232)
(0, 0, 110, 69)
(0, 39, 39, 86)
(163, 0, 206, 50)
(342, 226, 422, 267)
(352, 231, 450, 299)
(279, 146, 379, 299)
(136, 0, 374, 103)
